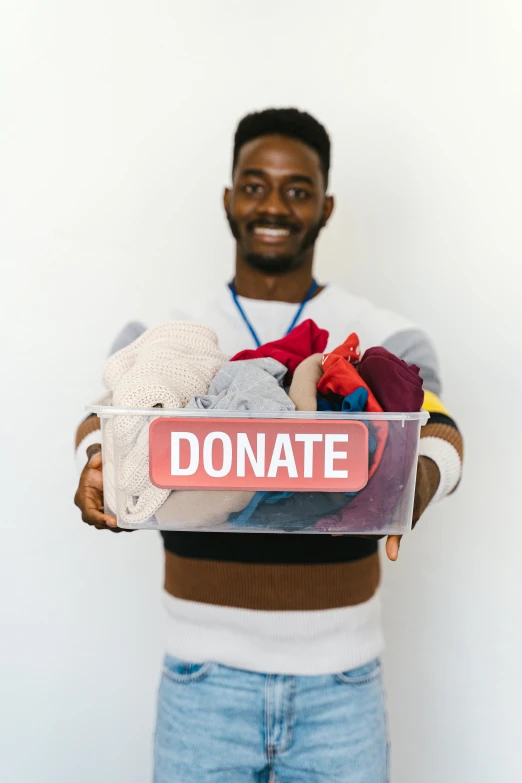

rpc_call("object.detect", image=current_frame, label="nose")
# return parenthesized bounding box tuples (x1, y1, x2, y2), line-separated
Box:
(259, 186, 292, 217)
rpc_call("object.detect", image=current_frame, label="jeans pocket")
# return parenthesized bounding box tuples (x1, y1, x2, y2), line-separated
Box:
(162, 654, 215, 684)
(333, 657, 381, 685)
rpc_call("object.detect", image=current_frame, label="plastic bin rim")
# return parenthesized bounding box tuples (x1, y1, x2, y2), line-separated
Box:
(87, 405, 429, 424)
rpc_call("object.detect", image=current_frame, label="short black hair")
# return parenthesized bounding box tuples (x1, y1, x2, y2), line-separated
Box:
(233, 108, 331, 188)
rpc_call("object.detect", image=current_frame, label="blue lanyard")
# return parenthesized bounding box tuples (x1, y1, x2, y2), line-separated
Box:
(228, 279, 318, 348)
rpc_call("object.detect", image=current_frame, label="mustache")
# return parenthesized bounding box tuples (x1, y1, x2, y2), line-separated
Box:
(246, 217, 301, 233)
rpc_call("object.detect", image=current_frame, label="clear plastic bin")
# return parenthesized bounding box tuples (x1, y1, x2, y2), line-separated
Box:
(89, 406, 429, 535)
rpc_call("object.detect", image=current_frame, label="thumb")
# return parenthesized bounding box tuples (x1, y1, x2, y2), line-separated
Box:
(88, 451, 103, 469)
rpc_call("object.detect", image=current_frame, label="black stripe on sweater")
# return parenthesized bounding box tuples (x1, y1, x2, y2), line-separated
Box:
(424, 412, 459, 430)
(161, 531, 378, 564)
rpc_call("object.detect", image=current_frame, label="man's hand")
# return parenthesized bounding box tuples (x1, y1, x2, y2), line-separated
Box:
(74, 448, 121, 531)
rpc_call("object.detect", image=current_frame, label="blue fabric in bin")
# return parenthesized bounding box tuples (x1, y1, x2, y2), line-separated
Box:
(317, 386, 368, 412)
(230, 490, 293, 528)
(317, 389, 377, 455)
(229, 491, 352, 531)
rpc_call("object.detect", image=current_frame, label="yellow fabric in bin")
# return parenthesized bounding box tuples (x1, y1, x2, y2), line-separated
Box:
(422, 389, 449, 416)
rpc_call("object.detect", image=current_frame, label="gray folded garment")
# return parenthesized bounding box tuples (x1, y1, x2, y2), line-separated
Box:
(185, 358, 295, 412)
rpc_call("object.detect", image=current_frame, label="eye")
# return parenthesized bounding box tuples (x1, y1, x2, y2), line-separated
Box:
(243, 183, 264, 195)
(287, 187, 310, 200)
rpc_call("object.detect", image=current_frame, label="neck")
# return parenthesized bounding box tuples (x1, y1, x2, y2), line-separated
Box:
(233, 252, 319, 303)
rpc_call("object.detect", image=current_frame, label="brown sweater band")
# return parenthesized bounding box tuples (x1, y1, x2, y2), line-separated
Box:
(164, 550, 381, 611)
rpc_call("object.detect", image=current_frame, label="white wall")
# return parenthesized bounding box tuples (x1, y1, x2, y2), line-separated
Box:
(1, 1, 521, 781)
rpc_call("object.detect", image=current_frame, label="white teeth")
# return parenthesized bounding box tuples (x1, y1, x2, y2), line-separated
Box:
(253, 227, 290, 237)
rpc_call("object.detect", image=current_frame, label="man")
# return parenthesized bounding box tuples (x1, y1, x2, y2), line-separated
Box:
(74, 108, 463, 782)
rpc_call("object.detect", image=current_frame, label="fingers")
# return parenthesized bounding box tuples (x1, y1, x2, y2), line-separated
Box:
(83, 507, 117, 528)
(386, 535, 402, 561)
(79, 494, 117, 528)
(74, 455, 118, 530)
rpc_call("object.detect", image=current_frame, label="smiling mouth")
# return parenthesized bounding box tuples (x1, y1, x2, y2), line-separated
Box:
(252, 226, 291, 238)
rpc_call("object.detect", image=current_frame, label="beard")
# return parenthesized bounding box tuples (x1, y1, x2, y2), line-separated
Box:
(226, 212, 323, 276)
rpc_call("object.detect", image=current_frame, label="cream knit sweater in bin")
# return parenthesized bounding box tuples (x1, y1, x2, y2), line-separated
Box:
(102, 322, 227, 524)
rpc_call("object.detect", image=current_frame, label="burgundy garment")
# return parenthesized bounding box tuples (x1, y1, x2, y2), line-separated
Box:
(230, 319, 328, 383)
(314, 348, 424, 533)
(358, 347, 424, 413)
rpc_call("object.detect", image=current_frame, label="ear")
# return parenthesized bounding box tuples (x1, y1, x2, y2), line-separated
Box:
(223, 187, 231, 213)
(322, 194, 335, 227)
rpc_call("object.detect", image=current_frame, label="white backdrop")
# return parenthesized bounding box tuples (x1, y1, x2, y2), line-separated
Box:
(2, 2, 522, 781)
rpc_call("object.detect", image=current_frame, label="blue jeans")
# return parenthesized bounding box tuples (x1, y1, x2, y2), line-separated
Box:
(154, 655, 389, 782)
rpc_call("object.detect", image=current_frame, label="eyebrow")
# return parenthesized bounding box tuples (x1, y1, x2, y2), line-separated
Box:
(240, 168, 315, 186)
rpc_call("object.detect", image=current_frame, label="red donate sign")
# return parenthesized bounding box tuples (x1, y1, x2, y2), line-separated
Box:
(149, 418, 369, 492)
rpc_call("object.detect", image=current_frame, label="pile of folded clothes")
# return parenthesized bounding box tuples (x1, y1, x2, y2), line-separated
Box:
(101, 318, 424, 530)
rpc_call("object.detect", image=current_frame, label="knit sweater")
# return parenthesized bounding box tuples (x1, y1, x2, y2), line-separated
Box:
(75, 283, 463, 675)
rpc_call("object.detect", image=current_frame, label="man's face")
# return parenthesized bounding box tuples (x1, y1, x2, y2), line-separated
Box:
(224, 134, 334, 275)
